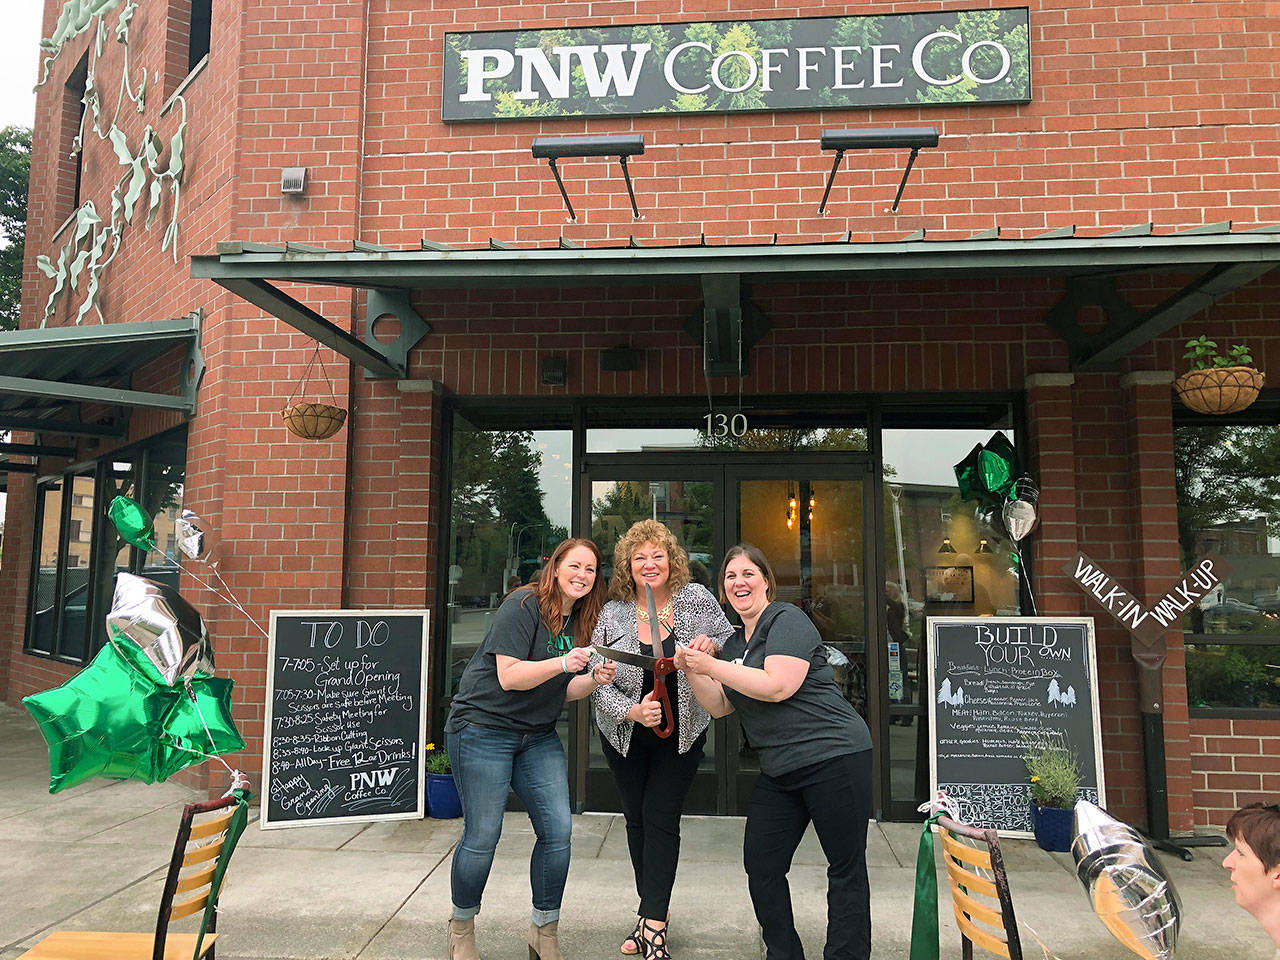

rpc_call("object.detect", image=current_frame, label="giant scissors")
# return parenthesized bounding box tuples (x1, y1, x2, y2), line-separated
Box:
(591, 584, 675, 739)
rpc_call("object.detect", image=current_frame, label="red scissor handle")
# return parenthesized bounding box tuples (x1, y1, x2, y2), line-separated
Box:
(650, 659, 677, 739)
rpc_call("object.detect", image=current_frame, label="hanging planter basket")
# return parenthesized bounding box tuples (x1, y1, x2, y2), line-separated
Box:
(281, 344, 348, 440)
(1173, 365, 1265, 415)
(282, 401, 347, 440)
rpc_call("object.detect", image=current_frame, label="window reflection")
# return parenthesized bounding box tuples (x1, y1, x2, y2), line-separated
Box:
(446, 421, 573, 700)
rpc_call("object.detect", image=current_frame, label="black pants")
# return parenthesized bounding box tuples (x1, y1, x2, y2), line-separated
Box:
(600, 729, 706, 920)
(744, 749, 873, 960)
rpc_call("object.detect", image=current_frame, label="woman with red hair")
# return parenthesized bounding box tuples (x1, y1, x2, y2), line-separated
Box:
(445, 538, 614, 960)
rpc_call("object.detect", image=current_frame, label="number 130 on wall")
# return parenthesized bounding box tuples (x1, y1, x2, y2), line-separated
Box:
(703, 412, 749, 438)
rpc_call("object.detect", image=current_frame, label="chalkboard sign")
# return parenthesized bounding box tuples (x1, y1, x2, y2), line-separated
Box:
(262, 610, 429, 829)
(927, 617, 1105, 837)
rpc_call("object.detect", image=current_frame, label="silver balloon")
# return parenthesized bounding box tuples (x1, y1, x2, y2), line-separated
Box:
(1002, 499, 1038, 542)
(1071, 801, 1181, 960)
(105, 573, 214, 685)
(175, 509, 219, 566)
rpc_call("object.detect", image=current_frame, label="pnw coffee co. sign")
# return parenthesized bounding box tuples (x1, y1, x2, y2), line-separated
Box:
(443, 8, 1031, 122)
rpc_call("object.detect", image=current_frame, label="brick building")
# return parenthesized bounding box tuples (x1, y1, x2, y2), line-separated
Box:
(2, 0, 1279, 832)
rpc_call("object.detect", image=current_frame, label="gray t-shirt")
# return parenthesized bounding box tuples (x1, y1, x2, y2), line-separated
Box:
(721, 602, 872, 777)
(446, 589, 578, 735)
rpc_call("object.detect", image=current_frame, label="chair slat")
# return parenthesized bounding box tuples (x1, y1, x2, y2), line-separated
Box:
(174, 863, 217, 894)
(181, 836, 224, 866)
(948, 880, 1007, 929)
(943, 859, 999, 898)
(939, 830, 994, 870)
(954, 914, 1012, 959)
(16, 931, 217, 960)
(188, 810, 234, 840)
(169, 891, 211, 921)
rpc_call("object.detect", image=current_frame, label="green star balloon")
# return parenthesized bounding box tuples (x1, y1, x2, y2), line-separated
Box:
(158, 677, 246, 781)
(22, 645, 245, 793)
(108, 495, 157, 551)
(23, 642, 173, 793)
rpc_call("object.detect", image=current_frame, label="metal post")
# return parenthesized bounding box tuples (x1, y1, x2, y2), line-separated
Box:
(817, 149, 846, 215)
(890, 147, 922, 213)
(546, 158, 577, 222)
(618, 156, 641, 219)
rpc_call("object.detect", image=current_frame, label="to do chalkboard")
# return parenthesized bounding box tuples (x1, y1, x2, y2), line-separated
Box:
(262, 610, 429, 829)
(927, 616, 1105, 837)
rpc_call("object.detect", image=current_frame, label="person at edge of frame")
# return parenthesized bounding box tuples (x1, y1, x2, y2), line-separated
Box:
(444, 538, 615, 960)
(589, 519, 735, 960)
(676, 542, 875, 960)
(1223, 802, 1280, 958)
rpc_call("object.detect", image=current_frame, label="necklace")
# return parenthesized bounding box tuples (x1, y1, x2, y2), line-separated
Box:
(636, 598, 674, 624)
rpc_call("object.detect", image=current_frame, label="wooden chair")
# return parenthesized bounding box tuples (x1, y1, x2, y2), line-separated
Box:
(936, 815, 1024, 960)
(18, 792, 249, 960)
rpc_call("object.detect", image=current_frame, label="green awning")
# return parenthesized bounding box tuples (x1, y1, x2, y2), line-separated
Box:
(192, 224, 1280, 374)
(0, 313, 203, 453)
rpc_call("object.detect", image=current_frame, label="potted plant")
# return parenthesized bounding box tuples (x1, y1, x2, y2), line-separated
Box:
(1174, 336, 1265, 415)
(425, 743, 462, 819)
(1023, 734, 1080, 852)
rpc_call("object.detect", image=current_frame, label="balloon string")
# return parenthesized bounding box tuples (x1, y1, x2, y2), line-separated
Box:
(1017, 919, 1063, 960)
(1016, 544, 1039, 616)
(157, 549, 270, 640)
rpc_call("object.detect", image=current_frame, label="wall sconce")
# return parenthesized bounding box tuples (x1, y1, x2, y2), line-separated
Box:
(976, 538, 994, 554)
(531, 134, 644, 222)
(817, 126, 939, 215)
(787, 494, 798, 530)
(808, 495, 816, 521)
(938, 537, 957, 554)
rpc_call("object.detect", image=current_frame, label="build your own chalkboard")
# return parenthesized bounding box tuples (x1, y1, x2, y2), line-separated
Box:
(927, 616, 1105, 837)
(262, 610, 429, 829)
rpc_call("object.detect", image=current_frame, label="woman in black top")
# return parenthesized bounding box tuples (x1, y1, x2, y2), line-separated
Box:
(677, 544, 874, 960)
(590, 520, 734, 960)
(444, 538, 615, 960)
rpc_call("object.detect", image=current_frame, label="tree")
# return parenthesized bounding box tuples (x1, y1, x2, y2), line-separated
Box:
(0, 126, 31, 331)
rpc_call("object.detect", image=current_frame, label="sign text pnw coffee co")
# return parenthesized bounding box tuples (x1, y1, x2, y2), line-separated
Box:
(444, 8, 1031, 121)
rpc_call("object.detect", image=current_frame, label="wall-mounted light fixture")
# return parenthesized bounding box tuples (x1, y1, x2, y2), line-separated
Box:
(531, 134, 644, 222)
(976, 538, 995, 554)
(938, 536, 957, 554)
(817, 127, 939, 215)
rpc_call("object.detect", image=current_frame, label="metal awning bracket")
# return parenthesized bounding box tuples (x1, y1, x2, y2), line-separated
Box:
(684, 274, 771, 377)
(363, 290, 431, 380)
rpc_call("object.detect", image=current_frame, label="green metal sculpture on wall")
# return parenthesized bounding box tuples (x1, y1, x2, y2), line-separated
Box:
(34, 0, 189, 326)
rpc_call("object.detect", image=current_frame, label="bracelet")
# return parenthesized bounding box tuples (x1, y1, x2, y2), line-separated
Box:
(591, 666, 604, 685)
(560, 655, 569, 674)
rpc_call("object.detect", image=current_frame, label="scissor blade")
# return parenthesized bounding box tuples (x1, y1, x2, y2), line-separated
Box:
(591, 644, 658, 670)
(645, 583, 663, 659)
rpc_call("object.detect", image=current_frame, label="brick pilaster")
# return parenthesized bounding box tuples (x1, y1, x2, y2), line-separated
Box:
(1025, 373, 1079, 615)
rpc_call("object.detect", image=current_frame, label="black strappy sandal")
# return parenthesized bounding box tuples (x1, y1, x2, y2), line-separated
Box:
(640, 920, 672, 960)
(620, 917, 644, 956)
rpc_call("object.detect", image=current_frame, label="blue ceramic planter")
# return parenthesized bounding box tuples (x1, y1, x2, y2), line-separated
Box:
(1029, 799, 1074, 852)
(427, 772, 462, 819)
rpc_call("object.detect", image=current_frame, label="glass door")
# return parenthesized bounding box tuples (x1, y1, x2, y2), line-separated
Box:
(579, 467, 724, 813)
(727, 466, 874, 814)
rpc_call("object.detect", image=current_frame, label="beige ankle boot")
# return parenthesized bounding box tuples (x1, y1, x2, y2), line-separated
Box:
(528, 919, 562, 960)
(448, 917, 479, 960)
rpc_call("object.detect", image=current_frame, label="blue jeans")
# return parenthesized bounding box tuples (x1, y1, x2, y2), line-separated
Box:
(447, 724, 572, 925)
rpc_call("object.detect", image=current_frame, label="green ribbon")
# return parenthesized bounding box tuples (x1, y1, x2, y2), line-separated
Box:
(908, 813, 943, 960)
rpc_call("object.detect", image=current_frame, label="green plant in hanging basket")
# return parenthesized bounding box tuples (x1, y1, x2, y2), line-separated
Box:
(1174, 336, 1264, 415)
(282, 344, 348, 440)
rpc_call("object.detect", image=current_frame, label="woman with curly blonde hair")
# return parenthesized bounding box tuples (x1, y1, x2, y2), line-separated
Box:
(590, 520, 734, 960)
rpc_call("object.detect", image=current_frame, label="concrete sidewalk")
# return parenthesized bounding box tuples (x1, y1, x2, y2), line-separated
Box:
(0, 701, 1272, 960)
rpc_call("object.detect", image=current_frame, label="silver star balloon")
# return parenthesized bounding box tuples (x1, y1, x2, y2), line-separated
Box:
(1071, 800, 1181, 960)
(175, 509, 219, 566)
(105, 573, 214, 686)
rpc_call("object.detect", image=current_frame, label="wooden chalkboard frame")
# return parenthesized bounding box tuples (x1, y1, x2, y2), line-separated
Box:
(262, 609, 430, 830)
(927, 616, 1105, 838)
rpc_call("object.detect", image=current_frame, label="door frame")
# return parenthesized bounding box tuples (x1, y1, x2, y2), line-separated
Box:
(575, 449, 886, 816)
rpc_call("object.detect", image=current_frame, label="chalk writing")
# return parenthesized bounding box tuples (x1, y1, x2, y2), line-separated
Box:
(263, 611, 428, 828)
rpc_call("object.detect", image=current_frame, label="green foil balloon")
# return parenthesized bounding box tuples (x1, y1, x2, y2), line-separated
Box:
(109, 495, 157, 550)
(23, 642, 172, 793)
(158, 677, 245, 781)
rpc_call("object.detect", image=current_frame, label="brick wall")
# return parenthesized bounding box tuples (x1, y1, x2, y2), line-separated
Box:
(4, 0, 1279, 818)
(1191, 717, 1280, 828)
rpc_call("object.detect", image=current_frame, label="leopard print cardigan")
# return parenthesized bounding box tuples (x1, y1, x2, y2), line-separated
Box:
(589, 581, 734, 756)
